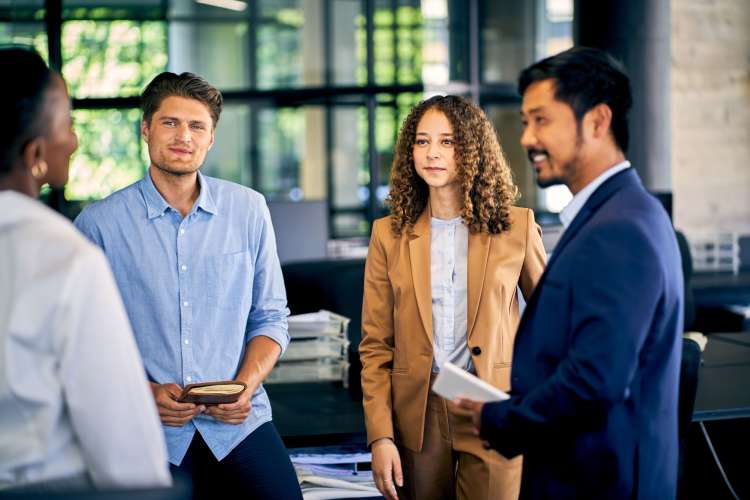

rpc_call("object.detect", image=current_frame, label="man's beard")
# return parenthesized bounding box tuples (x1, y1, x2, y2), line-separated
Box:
(532, 133, 583, 189)
(153, 160, 200, 177)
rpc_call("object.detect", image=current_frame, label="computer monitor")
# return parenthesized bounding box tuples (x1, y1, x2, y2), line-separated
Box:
(267, 200, 328, 264)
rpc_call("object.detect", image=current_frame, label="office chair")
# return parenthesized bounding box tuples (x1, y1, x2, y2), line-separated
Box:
(676, 230, 706, 498)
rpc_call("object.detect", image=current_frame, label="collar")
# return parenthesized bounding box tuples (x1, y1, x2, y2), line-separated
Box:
(140, 169, 217, 220)
(559, 160, 631, 229)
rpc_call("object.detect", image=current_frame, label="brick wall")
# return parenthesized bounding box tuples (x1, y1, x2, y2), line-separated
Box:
(672, 0, 750, 238)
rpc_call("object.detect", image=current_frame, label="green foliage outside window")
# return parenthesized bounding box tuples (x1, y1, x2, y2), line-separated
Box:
(357, 7, 423, 86)
(62, 20, 166, 200)
(62, 20, 166, 98)
(67, 108, 147, 200)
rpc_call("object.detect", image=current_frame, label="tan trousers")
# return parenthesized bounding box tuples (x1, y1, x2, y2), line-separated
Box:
(396, 388, 522, 500)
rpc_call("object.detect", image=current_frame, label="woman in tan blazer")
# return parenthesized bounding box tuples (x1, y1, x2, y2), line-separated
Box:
(360, 95, 546, 500)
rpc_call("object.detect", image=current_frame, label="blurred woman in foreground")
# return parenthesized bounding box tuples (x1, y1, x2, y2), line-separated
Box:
(0, 47, 170, 492)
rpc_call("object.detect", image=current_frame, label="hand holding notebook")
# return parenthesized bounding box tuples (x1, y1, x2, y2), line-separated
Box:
(177, 380, 247, 405)
(431, 361, 509, 403)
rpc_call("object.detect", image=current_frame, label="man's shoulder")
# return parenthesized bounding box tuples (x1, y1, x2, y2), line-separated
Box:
(202, 174, 266, 207)
(77, 179, 144, 220)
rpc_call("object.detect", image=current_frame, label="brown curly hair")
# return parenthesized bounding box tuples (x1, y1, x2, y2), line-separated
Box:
(387, 95, 519, 235)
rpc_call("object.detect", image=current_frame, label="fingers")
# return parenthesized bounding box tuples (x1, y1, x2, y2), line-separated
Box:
(392, 452, 404, 489)
(453, 397, 482, 412)
(205, 400, 252, 424)
(374, 470, 399, 500)
(371, 440, 402, 500)
(152, 383, 204, 426)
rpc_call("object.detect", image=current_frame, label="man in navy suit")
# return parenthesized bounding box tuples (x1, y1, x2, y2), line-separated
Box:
(457, 47, 683, 499)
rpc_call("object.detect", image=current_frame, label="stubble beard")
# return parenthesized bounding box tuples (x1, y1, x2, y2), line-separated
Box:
(152, 160, 201, 178)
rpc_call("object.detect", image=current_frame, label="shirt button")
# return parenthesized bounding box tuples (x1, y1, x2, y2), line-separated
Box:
(186, 376, 192, 382)
(181, 265, 187, 271)
(184, 339, 190, 345)
(180, 229, 185, 235)
(183, 301, 189, 307)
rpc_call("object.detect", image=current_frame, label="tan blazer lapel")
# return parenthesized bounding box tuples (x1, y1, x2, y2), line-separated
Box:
(409, 209, 433, 341)
(467, 230, 491, 339)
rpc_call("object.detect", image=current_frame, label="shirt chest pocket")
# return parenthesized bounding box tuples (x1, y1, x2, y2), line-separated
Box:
(205, 251, 253, 310)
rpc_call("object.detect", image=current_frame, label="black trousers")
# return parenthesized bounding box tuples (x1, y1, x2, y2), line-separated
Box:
(171, 422, 302, 500)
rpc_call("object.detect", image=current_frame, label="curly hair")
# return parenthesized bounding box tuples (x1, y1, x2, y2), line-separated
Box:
(387, 95, 519, 236)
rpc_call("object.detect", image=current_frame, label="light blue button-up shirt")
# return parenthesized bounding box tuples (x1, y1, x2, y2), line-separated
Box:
(74, 170, 290, 465)
(430, 217, 471, 373)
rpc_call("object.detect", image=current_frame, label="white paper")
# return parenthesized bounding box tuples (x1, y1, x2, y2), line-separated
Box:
(431, 361, 510, 402)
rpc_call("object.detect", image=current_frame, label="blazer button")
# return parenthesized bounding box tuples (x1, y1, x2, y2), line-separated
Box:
(471, 346, 482, 356)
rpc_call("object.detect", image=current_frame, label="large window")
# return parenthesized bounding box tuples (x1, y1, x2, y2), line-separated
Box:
(5, 0, 569, 236)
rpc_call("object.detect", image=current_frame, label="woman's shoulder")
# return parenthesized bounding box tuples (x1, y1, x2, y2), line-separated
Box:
(506, 205, 533, 224)
(498, 206, 535, 238)
(370, 215, 396, 240)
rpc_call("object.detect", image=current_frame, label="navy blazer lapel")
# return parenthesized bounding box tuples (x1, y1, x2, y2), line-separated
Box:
(517, 168, 641, 331)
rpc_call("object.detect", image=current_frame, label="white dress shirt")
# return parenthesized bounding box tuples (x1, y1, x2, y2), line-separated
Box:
(0, 191, 170, 490)
(559, 160, 631, 230)
(430, 216, 472, 372)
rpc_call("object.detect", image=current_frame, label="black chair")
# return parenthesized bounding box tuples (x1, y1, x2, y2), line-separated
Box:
(676, 230, 704, 498)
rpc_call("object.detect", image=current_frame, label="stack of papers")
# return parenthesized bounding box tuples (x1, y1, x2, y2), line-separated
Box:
(269, 310, 351, 385)
(291, 445, 379, 500)
(288, 310, 350, 339)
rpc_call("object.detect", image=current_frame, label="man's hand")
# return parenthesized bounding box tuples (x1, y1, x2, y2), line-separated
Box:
(454, 398, 490, 448)
(150, 382, 205, 427)
(371, 437, 403, 500)
(204, 386, 253, 424)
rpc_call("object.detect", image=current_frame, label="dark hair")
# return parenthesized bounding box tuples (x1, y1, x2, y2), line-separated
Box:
(387, 95, 518, 235)
(518, 46, 632, 152)
(141, 72, 223, 127)
(0, 47, 53, 175)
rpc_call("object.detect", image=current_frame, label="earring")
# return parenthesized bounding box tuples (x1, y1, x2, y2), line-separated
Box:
(31, 160, 48, 180)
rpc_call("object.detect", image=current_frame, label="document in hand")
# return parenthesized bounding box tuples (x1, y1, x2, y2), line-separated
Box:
(431, 361, 510, 402)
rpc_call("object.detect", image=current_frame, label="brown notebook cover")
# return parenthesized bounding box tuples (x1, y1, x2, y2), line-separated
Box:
(177, 380, 247, 405)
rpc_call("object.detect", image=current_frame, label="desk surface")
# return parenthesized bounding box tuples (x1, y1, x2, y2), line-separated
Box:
(267, 333, 750, 443)
(693, 332, 750, 421)
(266, 382, 366, 448)
(692, 271, 750, 306)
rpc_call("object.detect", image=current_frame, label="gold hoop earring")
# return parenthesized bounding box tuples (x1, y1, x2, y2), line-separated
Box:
(31, 160, 48, 180)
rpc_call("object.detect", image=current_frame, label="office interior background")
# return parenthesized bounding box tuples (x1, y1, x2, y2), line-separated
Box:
(2, 0, 749, 498)
(3, 0, 748, 257)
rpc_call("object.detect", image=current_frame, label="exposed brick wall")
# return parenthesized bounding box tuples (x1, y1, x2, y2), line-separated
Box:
(672, 0, 750, 236)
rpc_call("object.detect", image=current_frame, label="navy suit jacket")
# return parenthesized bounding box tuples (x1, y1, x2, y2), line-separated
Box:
(481, 168, 683, 500)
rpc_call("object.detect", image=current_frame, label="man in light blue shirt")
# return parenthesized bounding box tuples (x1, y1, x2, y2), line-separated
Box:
(75, 72, 302, 499)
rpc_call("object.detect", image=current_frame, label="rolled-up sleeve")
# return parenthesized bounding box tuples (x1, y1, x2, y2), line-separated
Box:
(245, 197, 290, 354)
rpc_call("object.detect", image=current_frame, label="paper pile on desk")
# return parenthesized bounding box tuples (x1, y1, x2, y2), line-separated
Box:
(288, 310, 350, 339)
(291, 445, 378, 500)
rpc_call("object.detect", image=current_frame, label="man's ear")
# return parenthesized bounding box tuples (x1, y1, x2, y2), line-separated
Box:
(208, 129, 215, 151)
(587, 103, 613, 140)
(141, 119, 150, 143)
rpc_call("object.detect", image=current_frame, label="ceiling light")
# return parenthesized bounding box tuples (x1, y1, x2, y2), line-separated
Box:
(195, 0, 247, 12)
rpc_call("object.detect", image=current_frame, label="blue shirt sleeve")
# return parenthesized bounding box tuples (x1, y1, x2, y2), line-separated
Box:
(244, 197, 290, 354)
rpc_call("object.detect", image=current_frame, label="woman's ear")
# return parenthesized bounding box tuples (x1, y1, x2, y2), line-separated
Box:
(21, 137, 47, 179)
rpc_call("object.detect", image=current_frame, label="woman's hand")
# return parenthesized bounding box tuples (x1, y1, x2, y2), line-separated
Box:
(371, 437, 403, 500)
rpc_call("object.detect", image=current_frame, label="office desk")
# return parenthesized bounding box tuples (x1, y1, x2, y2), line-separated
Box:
(692, 272, 750, 307)
(693, 332, 750, 421)
(266, 382, 366, 448)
